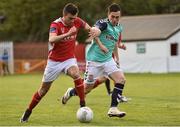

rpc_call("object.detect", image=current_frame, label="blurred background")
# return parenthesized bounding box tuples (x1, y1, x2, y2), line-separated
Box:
(0, 0, 180, 75)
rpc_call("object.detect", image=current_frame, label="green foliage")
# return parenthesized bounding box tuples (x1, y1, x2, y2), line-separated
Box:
(0, 0, 180, 42)
(0, 73, 180, 125)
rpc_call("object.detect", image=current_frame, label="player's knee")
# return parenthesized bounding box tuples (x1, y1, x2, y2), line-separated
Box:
(116, 77, 126, 84)
(71, 72, 80, 79)
(68, 68, 80, 79)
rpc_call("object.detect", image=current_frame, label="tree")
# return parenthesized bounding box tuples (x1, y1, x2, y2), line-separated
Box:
(0, 0, 179, 42)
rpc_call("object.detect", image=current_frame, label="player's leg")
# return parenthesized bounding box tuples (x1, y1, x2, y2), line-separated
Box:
(92, 76, 107, 89)
(61, 75, 106, 101)
(108, 71, 126, 117)
(85, 76, 107, 94)
(20, 59, 62, 123)
(61, 64, 85, 105)
(104, 59, 126, 117)
(2, 62, 5, 75)
(20, 82, 52, 123)
(5, 62, 10, 74)
(66, 65, 85, 107)
(83, 62, 104, 95)
(63, 58, 86, 107)
(61, 77, 103, 105)
(105, 78, 111, 95)
(61, 61, 103, 105)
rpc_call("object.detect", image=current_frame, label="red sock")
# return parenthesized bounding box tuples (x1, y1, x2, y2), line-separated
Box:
(74, 78, 85, 106)
(28, 91, 42, 111)
(93, 79, 101, 88)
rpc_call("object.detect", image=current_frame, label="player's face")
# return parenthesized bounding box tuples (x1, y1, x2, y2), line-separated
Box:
(63, 13, 77, 26)
(108, 11, 121, 26)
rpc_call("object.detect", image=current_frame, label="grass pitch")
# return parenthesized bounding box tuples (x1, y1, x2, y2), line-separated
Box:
(0, 73, 180, 126)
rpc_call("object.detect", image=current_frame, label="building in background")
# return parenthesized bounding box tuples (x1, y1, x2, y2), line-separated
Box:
(119, 14, 180, 73)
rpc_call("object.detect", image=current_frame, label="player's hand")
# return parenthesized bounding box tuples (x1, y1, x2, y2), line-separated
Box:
(85, 27, 101, 42)
(68, 26, 77, 36)
(89, 27, 101, 38)
(100, 44, 109, 53)
(118, 43, 126, 50)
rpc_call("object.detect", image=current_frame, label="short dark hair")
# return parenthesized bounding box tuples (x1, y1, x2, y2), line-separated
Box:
(108, 3, 121, 13)
(63, 3, 79, 15)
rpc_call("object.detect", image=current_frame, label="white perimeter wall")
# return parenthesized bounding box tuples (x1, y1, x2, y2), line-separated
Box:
(120, 31, 180, 73)
(120, 40, 168, 73)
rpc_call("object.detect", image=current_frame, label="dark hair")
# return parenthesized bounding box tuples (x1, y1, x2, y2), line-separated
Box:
(108, 3, 121, 13)
(63, 3, 79, 15)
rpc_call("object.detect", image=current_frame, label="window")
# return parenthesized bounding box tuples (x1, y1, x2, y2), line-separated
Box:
(171, 43, 178, 56)
(137, 43, 146, 54)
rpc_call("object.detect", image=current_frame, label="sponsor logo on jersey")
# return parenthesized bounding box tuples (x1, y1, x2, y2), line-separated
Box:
(105, 35, 117, 42)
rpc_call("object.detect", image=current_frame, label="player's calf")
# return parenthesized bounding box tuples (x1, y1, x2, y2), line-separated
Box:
(74, 78, 86, 107)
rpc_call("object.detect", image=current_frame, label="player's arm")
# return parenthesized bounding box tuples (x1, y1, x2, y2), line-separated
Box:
(49, 33, 68, 44)
(84, 23, 101, 39)
(94, 37, 108, 53)
(117, 33, 126, 50)
(93, 19, 109, 53)
(78, 17, 101, 39)
(114, 43, 120, 61)
(49, 24, 76, 44)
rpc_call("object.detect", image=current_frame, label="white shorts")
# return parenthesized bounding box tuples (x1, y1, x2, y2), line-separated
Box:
(42, 58, 78, 82)
(84, 59, 122, 85)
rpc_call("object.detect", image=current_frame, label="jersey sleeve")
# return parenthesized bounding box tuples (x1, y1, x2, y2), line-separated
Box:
(94, 19, 107, 31)
(49, 23, 59, 34)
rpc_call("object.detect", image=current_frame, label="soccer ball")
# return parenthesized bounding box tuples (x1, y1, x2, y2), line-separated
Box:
(76, 106, 93, 123)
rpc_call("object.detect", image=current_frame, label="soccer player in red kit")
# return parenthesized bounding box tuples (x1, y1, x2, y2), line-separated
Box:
(20, 3, 100, 123)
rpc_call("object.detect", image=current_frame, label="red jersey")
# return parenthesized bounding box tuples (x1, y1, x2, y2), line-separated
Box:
(48, 17, 86, 61)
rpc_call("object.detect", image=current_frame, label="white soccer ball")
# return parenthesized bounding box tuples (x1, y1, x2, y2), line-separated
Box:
(76, 106, 93, 123)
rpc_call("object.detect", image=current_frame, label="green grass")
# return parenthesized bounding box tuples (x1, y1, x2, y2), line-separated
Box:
(0, 73, 180, 126)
